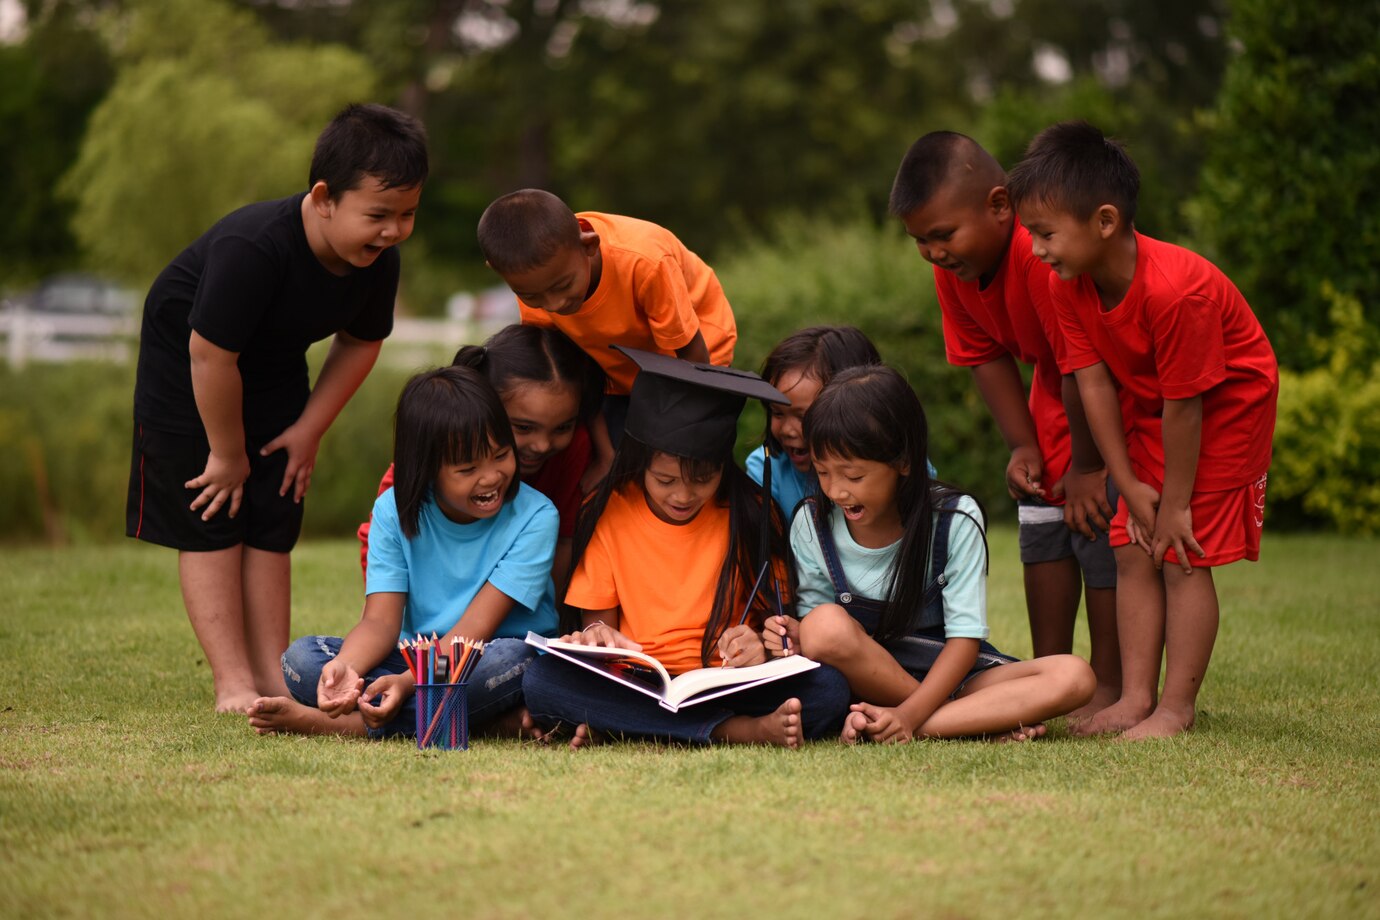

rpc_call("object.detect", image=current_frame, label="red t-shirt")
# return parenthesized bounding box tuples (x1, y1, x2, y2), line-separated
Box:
(1051, 233, 1278, 490)
(937, 219, 1072, 496)
(356, 425, 592, 575)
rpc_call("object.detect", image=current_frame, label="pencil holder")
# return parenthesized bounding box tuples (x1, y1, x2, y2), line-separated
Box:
(414, 682, 470, 751)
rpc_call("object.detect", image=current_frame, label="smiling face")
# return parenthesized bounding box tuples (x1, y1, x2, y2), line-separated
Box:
(900, 183, 1012, 284)
(502, 381, 581, 477)
(499, 236, 600, 316)
(642, 452, 722, 526)
(433, 438, 516, 524)
(814, 451, 908, 545)
(1017, 198, 1110, 281)
(768, 368, 823, 473)
(308, 175, 420, 275)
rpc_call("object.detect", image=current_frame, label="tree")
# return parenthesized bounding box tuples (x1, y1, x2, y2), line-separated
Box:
(61, 0, 377, 286)
(1189, 0, 1380, 368)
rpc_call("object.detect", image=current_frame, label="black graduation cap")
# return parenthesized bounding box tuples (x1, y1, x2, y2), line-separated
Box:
(615, 346, 787, 460)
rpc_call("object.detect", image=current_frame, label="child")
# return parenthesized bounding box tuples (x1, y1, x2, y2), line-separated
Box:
(127, 103, 427, 712)
(247, 366, 559, 738)
(476, 189, 738, 484)
(888, 130, 1120, 718)
(1007, 121, 1278, 739)
(521, 348, 850, 748)
(765, 366, 1095, 743)
(358, 324, 603, 598)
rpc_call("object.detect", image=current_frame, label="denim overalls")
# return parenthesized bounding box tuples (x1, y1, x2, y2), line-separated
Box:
(804, 495, 1017, 686)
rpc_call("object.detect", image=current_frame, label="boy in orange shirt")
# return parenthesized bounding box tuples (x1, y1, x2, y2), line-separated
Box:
(888, 131, 1120, 718)
(477, 189, 737, 488)
(1009, 121, 1278, 740)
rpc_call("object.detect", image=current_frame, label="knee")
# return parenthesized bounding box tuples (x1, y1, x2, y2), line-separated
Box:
(1057, 655, 1098, 707)
(280, 635, 333, 703)
(798, 605, 867, 664)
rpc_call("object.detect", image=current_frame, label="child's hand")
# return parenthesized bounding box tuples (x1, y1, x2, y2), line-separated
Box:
(317, 660, 364, 717)
(358, 672, 414, 729)
(563, 622, 642, 651)
(1123, 479, 1160, 553)
(1058, 467, 1114, 540)
(578, 452, 613, 496)
(717, 625, 766, 668)
(761, 615, 800, 658)
(185, 450, 251, 521)
(1005, 446, 1045, 500)
(847, 702, 913, 743)
(1151, 502, 1204, 575)
(260, 421, 323, 504)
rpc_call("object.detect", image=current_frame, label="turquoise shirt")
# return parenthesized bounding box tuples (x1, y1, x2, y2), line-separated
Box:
(747, 445, 940, 520)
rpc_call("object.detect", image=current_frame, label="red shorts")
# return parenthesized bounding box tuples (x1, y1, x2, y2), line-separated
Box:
(1110, 473, 1268, 568)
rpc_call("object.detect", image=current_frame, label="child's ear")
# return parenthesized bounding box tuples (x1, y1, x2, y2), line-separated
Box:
(579, 228, 601, 257)
(895, 460, 912, 478)
(987, 186, 1012, 221)
(1095, 204, 1122, 239)
(308, 181, 335, 217)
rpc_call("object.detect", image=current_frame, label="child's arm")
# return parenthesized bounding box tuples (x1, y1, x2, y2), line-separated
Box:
(1059, 374, 1115, 539)
(674, 330, 711, 365)
(971, 356, 1045, 499)
(186, 331, 249, 520)
(581, 412, 615, 495)
(853, 639, 981, 742)
(1074, 361, 1158, 543)
(261, 331, 383, 503)
(319, 591, 405, 717)
(1153, 396, 1205, 574)
(563, 608, 643, 650)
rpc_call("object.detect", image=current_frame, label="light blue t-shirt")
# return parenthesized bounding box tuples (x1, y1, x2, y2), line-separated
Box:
(789, 495, 988, 640)
(365, 482, 559, 640)
(747, 445, 941, 521)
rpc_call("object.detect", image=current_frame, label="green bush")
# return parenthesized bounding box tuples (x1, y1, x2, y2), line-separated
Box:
(1268, 285, 1380, 534)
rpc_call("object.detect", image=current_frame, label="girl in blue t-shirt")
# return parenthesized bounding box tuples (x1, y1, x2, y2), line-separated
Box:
(248, 365, 559, 739)
(764, 365, 1095, 742)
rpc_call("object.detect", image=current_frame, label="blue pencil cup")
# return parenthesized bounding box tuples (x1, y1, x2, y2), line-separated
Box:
(414, 682, 470, 750)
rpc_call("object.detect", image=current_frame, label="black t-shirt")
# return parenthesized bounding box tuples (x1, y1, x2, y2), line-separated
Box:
(133, 194, 398, 437)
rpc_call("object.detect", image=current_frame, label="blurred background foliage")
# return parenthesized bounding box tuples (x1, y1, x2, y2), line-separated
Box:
(2, 0, 1377, 540)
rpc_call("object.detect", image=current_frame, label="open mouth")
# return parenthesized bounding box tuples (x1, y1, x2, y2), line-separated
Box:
(785, 446, 810, 467)
(471, 489, 502, 511)
(841, 504, 865, 521)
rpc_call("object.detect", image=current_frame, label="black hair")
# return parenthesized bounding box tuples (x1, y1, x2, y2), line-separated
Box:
(566, 437, 793, 668)
(476, 189, 582, 274)
(392, 366, 518, 539)
(758, 325, 882, 455)
(451, 324, 604, 426)
(1006, 121, 1139, 225)
(309, 103, 429, 199)
(805, 365, 986, 642)
(889, 131, 1004, 218)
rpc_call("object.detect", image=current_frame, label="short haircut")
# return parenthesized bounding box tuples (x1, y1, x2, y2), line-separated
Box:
(889, 131, 1004, 217)
(1007, 121, 1139, 224)
(309, 103, 429, 199)
(452, 324, 605, 425)
(477, 189, 582, 274)
(391, 365, 518, 538)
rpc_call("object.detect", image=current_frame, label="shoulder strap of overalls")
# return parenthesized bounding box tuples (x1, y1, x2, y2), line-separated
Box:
(925, 492, 963, 598)
(803, 496, 855, 602)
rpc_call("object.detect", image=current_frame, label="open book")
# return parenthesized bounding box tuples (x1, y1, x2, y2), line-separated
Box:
(525, 632, 820, 712)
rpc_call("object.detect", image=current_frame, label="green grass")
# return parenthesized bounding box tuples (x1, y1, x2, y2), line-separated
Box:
(2, 530, 1378, 919)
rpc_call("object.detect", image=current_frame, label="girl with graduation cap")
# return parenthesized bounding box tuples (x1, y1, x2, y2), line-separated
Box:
(521, 348, 850, 748)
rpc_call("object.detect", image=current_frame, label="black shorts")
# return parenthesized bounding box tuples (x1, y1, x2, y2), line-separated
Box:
(126, 423, 304, 553)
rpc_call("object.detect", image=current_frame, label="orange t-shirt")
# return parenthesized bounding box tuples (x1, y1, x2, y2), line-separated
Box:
(566, 483, 732, 674)
(518, 212, 737, 394)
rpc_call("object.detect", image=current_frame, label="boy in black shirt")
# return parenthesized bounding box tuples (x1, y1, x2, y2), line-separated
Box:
(127, 103, 427, 712)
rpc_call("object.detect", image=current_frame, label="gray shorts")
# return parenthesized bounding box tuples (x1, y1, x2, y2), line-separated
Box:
(1016, 479, 1117, 589)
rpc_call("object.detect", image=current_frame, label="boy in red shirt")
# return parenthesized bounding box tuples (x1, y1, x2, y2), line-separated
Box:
(887, 131, 1120, 719)
(1008, 121, 1278, 740)
(477, 189, 738, 490)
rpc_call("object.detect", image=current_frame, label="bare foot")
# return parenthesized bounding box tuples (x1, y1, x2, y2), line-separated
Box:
(246, 696, 366, 737)
(712, 699, 803, 748)
(1119, 708, 1194, 741)
(477, 706, 531, 739)
(1064, 684, 1120, 726)
(1068, 698, 1153, 737)
(216, 689, 261, 714)
(988, 722, 1047, 743)
(569, 723, 604, 750)
(840, 710, 871, 744)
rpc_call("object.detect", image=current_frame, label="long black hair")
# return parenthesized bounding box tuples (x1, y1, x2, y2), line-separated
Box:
(758, 325, 882, 454)
(566, 437, 794, 667)
(805, 365, 986, 641)
(451, 324, 604, 425)
(392, 366, 517, 538)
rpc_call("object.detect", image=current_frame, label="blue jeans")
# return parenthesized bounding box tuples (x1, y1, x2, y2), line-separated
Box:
(281, 635, 537, 739)
(522, 654, 850, 744)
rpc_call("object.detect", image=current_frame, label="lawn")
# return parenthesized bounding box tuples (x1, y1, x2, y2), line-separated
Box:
(2, 530, 1377, 919)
